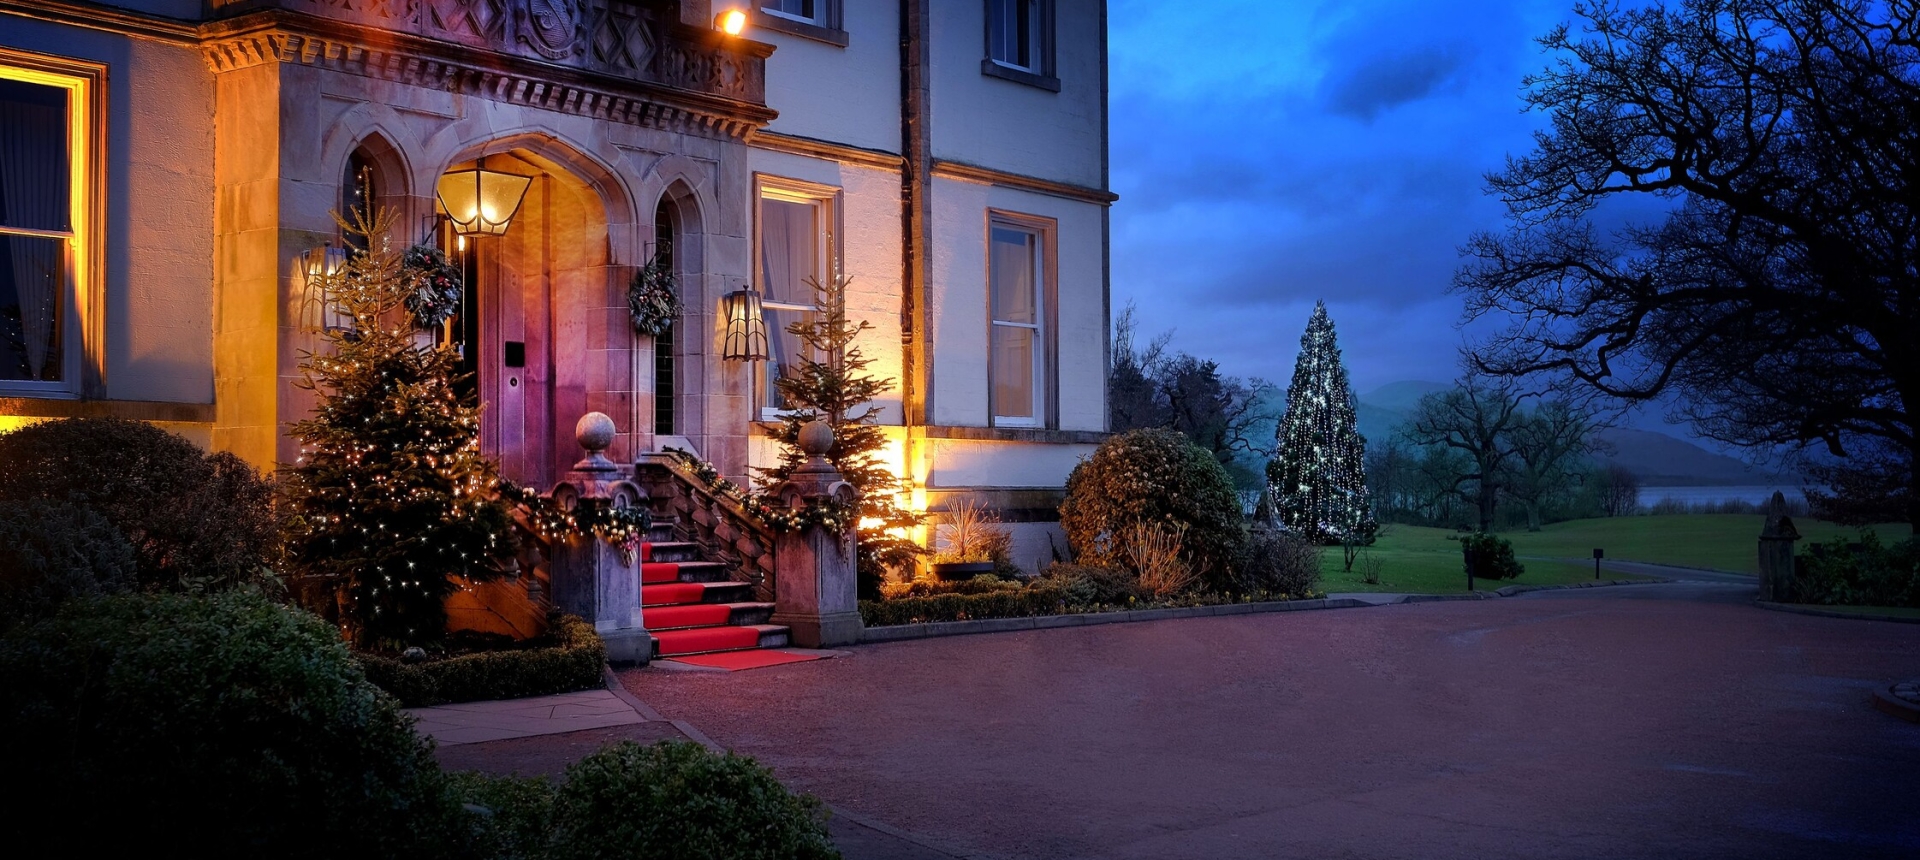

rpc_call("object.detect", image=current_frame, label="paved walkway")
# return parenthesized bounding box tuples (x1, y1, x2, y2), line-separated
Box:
(617, 581, 1920, 860)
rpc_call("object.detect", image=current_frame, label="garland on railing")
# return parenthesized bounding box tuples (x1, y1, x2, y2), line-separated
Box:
(661, 448, 858, 535)
(500, 482, 654, 564)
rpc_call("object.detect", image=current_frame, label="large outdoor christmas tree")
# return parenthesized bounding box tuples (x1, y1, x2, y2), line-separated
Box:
(756, 274, 922, 600)
(282, 208, 513, 649)
(1267, 301, 1375, 546)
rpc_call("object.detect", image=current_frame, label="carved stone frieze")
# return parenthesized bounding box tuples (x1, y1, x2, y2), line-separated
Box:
(205, 0, 767, 114)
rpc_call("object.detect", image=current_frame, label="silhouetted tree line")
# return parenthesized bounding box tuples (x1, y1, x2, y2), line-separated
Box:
(1108, 303, 1278, 489)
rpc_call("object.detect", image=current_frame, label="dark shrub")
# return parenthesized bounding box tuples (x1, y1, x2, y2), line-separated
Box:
(1044, 561, 1145, 606)
(549, 740, 839, 860)
(0, 417, 279, 590)
(1460, 532, 1525, 580)
(358, 612, 607, 707)
(0, 499, 136, 630)
(861, 582, 1070, 626)
(0, 591, 461, 857)
(1059, 428, 1247, 589)
(448, 771, 557, 860)
(1233, 527, 1322, 597)
(1795, 534, 1920, 607)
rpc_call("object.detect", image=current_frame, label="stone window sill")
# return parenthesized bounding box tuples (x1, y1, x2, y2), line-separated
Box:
(980, 59, 1060, 93)
(752, 12, 849, 48)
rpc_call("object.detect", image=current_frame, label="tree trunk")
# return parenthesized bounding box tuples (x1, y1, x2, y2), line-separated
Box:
(1477, 480, 1498, 532)
(1524, 500, 1541, 532)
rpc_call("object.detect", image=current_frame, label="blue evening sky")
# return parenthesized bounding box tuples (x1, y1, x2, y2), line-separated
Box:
(1107, 0, 1576, 395)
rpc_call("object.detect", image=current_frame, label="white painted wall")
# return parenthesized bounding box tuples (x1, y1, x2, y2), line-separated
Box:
(927, 176, 1105, 431)
(929, 0, 1105, 188)
(0, 17, 216, 404)
(755, 0, 901, 154)
(925, 437, 1095, 488)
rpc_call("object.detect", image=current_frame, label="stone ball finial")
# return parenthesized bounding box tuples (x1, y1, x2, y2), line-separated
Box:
(576, 412, 616, 453)
(798, 419, 834, 458)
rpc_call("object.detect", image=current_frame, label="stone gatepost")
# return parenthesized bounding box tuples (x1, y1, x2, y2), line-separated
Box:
(1757, 490, 1801, 602)
(549, 412, 653, 665)
(769, 420, 864, 647)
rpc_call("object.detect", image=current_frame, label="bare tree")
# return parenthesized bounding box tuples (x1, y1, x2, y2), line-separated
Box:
(1456, 0, 1920, 526)
(1402, 374, 1527, 531)
(1502, 400, 1603, 531)
(1594, 464, 1642, 517)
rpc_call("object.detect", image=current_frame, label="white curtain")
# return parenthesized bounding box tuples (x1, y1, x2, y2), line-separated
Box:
(0, 83, 68, 382)
(990, 228, 1036, 419)
(758, 198, 816, 409)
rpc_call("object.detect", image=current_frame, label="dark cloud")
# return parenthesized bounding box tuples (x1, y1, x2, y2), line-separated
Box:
(1322, 45, 1473, 121)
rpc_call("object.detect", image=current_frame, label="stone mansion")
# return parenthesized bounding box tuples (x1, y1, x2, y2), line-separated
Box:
(0, 0, 1113, 569)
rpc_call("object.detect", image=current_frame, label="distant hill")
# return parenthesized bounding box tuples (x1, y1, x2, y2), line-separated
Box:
(1349, 380, 1785, 486)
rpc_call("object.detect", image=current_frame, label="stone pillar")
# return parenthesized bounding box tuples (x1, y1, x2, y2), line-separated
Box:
(549, 413, 653, 664)
(769, 420, 864, 647)
(1757, 490, 1801, 602)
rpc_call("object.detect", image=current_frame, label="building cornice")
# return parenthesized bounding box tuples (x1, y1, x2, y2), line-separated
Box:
(932, 160, 1118, 206)
(201, 9, 776, 140)
(748, 131, 903, 171)
(0, 0, 199, 45)
(0, 397, 215, 423)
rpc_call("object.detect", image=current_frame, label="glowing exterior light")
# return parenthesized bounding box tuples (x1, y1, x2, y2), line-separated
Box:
(716, 8, 747, 35)
(721, 287, 768, 361)
(436, 167, 532, 237)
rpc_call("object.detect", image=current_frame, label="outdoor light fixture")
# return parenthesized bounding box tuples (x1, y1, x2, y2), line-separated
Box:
(299, 242, 350, 333)
(721, 287, 768, 361)
(716, 8, 747, 35)
(436, 164, 532, 237)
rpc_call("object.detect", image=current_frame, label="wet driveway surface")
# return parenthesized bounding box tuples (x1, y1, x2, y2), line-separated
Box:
(619, 583, 1920, 859)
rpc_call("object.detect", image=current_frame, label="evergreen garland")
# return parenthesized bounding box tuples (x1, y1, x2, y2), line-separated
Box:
(755, 275, 923, 599)
(1267, 301, 1377, 545)
(663, 448, 860, 535)
(282, 208, 514, 650)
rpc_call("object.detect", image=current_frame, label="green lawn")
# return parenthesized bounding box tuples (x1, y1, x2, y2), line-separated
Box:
(1319, 525, 1638, 594)
(1496, 515, 1910, 575)
(1315, 514, 1913, 593)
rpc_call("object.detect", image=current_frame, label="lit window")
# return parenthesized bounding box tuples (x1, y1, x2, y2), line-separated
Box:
(755, 183, 835, 418)
(986, 0, 1051, 75)
(989, 221, 1046, 427)
(0, 56, 96, 395)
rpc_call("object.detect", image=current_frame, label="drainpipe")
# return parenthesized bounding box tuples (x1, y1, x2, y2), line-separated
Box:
(900, 0, 932, 519)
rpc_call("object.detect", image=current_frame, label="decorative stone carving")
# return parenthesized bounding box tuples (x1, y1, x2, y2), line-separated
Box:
(548, 411, 652, 664)
(518, 0, 582, 60)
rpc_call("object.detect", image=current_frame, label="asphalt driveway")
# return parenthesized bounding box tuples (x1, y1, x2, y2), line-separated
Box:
(618, 583, 1920, 860)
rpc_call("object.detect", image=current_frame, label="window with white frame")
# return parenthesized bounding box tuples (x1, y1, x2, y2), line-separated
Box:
(989, 220, 1047, 427)
(760, 0, 834, 27)
(755, 183, 835, 418)
(0, 56, 95, 396)
(986, 0, 1051, 75)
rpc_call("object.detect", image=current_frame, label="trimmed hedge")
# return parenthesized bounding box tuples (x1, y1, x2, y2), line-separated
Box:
(0, 591, 461, 857)
(1059, 428, 1248, 591)
(359, 613, 606, 707)
(0, 499, 136, 632)
(1460, 532, 1525, 580)
(860, 584, 1069, 626)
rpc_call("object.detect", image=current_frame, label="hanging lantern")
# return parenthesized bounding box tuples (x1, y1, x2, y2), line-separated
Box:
(721, 287, 768, 361)
(436, 166, 532, 237)
(299, 243, 350, 333)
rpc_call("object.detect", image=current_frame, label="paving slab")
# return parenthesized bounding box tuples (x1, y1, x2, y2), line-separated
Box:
(406, 689, 648, 745)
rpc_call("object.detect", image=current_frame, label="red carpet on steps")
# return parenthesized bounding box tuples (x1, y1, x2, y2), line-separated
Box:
(668, 650, 829, 671)
(641, 582, 704, 606)
(646, 603, 732, 629)
(654, 625, 761, 656)
(641, 562, 682, 584)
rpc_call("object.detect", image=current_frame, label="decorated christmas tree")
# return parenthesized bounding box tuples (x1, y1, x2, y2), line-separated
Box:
(1267, 302, 1376, 547)
(756, 274, 923, 600)
(281, 208, 513, 649)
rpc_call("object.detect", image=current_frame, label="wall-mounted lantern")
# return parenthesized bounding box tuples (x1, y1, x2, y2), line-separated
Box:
(436, 164, 532, 237)
(299, 242, 350, 333)
(721, 287, 768, 361)
(716, 8, 747, 35)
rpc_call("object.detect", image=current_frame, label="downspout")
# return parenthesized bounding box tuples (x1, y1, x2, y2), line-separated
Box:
(900, 0, 932, 512)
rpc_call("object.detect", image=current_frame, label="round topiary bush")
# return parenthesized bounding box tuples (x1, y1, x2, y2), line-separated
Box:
(549, 740, 839, 860)
(1059, 428, 1248, 589)
(0, 417, 279, 590)
(0, 499, 136, 632)
(0, 591, 462, 857)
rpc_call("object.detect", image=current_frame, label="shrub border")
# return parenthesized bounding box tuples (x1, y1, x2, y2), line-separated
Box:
(358, 614, 606, 707)
(1753, 601, 1920, 624)
(859, 579, 1660, 643)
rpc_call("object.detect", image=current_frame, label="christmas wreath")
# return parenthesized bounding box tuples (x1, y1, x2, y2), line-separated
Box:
(627, 247, 681, 336)
(402, 245, 464, 330)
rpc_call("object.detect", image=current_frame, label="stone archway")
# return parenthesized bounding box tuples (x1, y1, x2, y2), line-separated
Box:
(438, 146, 632, 489)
